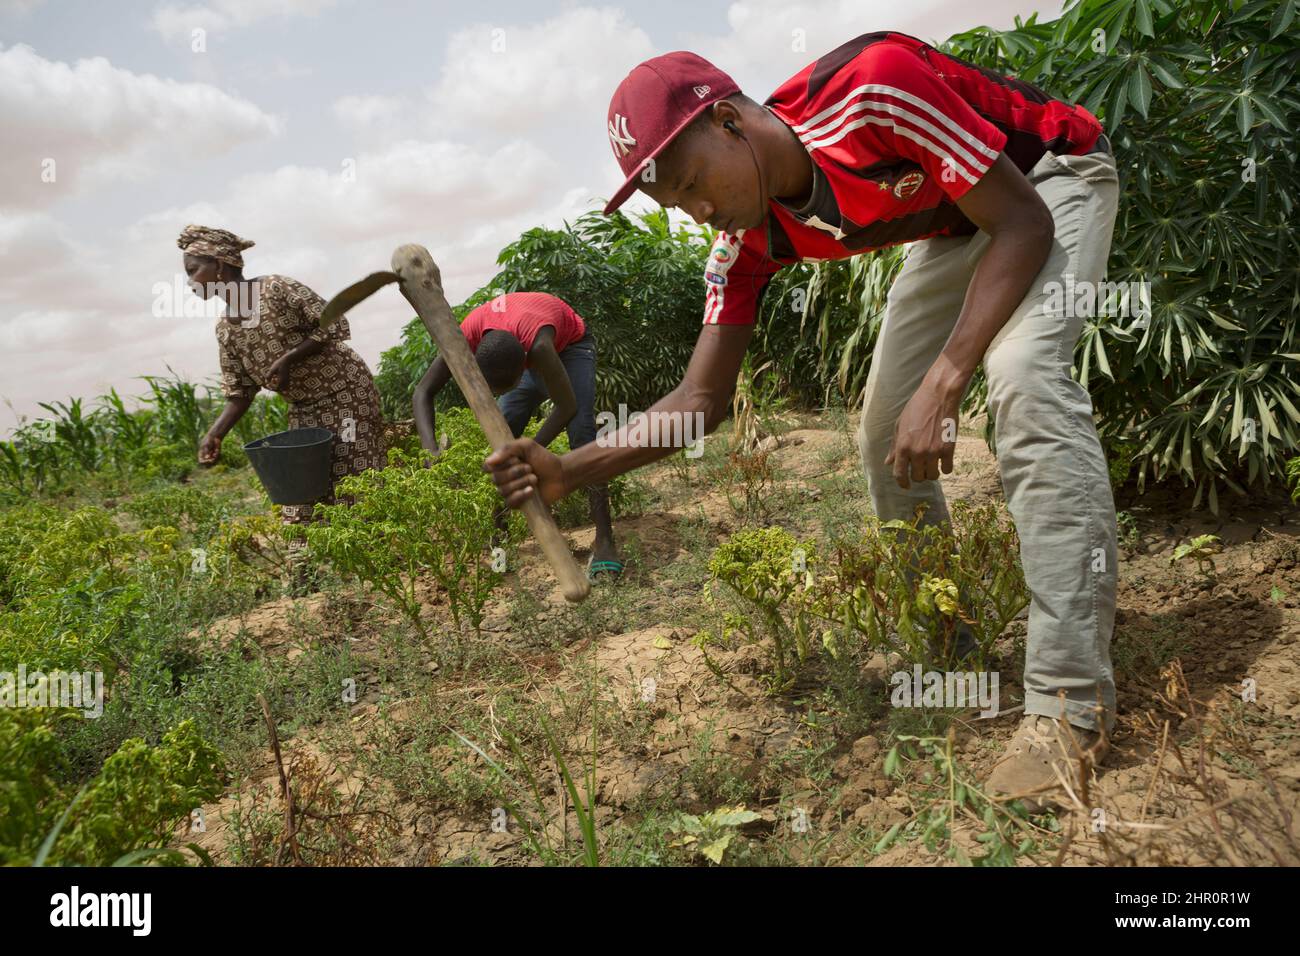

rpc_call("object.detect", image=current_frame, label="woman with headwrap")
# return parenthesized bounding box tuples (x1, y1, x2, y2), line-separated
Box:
(179, 224, 386, 523)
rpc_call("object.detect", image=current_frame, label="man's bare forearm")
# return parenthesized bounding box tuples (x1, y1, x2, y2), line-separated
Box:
(482, 324, 751, 507)
(413, 358, 450, 453)
(532, 404, 576, 450)
(413, 389, 438, 452)
(929, 225, 1053, 401)
(558, 381, 725, 492)
(530, 341, 577, 449)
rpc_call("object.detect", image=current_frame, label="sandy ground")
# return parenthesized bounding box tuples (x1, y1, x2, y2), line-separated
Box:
(178, 412, 1300, 866)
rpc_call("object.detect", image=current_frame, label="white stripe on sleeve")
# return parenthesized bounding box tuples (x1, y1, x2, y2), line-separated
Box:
(799, 98, 991, 176)
(794, 83, 1000, 161)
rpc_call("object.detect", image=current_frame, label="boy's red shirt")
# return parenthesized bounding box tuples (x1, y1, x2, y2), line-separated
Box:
(703, 31, 1104, 326)
(460, 292, 587, 367)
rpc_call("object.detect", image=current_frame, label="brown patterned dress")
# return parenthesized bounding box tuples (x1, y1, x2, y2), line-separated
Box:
(216, 274, 386, 522)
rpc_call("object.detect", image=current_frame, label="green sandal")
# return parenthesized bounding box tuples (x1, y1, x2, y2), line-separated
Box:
(587, 558, 625, 582)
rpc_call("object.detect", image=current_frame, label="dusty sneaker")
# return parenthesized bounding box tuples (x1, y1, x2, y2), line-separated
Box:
(984, 715, 1108, 813)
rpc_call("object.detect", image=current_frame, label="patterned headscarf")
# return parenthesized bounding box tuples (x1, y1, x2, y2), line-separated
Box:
(177, 224, 255, 269)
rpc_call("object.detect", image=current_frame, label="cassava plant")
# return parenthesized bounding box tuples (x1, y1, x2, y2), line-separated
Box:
(942, 0, 1300, 507)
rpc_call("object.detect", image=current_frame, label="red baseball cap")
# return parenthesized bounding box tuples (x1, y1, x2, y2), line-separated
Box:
(603, 52, 741, 215)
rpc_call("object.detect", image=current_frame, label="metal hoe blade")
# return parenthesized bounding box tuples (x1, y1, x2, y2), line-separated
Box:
(318, 271, 399, 328)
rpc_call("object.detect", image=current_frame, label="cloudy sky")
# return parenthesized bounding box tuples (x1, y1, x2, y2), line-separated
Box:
(0, 0, 1056, 435)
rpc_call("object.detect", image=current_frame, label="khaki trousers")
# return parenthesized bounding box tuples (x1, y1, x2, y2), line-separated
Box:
(857, 149, 1121, 732)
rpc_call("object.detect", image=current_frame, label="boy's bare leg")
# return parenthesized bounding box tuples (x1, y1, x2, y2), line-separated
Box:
(588, 485, 619, 565)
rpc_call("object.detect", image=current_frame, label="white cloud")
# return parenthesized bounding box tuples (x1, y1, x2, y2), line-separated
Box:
(0, 212, 84, 301)
(325, 7, 657, 209)
(0, 44, 280, 211)
(247, 58, 315, 82)
(0, 207, 224, 424)
(220, 138, 559, 244)
(428, 7, 655, 135)
(332, 94, 407, 140)
(330, 7, 656, 158)
(682, 0, 1059, 96)
(150, 0, 338, 42)
(0, 0, 46, 14)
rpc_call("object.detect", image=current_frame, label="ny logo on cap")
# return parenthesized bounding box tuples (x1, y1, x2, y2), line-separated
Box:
(608, 113, 636, 156)
(693, 85, 711, 99)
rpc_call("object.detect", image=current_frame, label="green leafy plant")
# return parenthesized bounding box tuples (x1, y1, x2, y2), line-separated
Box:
(0, 504, 188, 676)
(206, 512, 296, 585)
(2, 713, 226, 866)
(698, 527, 818, 692)
(699, 504, 1029, 694)
(876, 733, 1049, 865)
(306, 442, 504, 640)
(757, 247, 907, 407)
(141, 372, 209, 453)
(668, 805, 761, 865)
(804, 503, 1029, 666)
(122, 485, 229, 543)
(1169, 533, 1224, 573)
(1116, 509, 1141, 555)
(0, 371, 273, 502)
(97, 388, 155, 471)
(37, 398, 102, 473)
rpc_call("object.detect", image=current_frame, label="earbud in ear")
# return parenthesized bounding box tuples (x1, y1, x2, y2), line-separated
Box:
(724, 120, 741, 137)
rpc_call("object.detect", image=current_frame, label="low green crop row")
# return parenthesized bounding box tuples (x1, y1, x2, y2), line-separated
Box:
(0, 710, 225, 866)
(0, 400, 648, 865)
(698, 501, 1030, 693)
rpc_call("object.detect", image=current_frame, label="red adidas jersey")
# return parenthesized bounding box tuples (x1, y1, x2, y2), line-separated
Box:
(460, 292, 587, 367)
(703, 31, 1104, 326)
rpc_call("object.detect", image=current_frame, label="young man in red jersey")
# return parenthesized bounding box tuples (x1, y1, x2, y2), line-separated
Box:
(485, 33, 1120, 809)
(415, 291, 621, 579)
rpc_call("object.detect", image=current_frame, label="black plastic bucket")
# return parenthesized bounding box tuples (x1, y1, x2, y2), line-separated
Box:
(243, 427, 335, 505)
